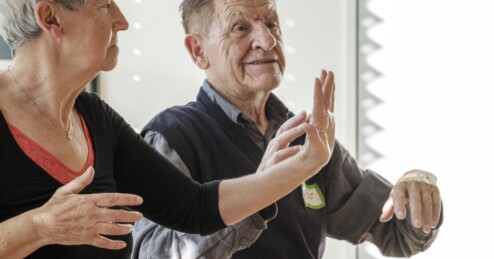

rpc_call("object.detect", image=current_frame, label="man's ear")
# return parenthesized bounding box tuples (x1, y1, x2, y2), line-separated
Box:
(34, 1, 64, 39)
(184, 34, 209, 70)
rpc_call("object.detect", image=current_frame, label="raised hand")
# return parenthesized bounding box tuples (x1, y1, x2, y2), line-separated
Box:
(379, 170, 442, 234)
(34, 167, 144, 249)
(285, 70, 336, 174)
(217, 71, 337, 225)
(310, 70, 336, 157)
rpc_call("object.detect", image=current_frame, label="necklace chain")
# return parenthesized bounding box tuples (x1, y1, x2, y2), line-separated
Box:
(7, 65, 74, 141)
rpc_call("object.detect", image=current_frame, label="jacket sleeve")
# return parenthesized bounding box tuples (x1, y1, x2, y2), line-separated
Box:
(131, 131, 276, 259)
(324, 140, 442, 257)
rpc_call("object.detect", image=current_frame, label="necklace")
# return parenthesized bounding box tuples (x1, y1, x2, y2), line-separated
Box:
(6, 65, 74, 141)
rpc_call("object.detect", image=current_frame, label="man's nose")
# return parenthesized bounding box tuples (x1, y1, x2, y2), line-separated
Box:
(251, 25, 277, 51)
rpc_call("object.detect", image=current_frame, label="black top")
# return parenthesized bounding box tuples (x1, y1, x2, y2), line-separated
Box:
(0, 91, 225, 258)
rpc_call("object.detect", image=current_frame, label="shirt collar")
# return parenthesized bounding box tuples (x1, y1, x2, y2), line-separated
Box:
(201, 80, 289, 127)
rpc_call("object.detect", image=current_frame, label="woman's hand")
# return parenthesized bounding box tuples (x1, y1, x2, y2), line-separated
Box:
(299, 70, 336, 173)
(257, 111, 308, 172)
(258, 69, 336, 176)
(34, 167, 144, 250)
(218, 70, 336, 226)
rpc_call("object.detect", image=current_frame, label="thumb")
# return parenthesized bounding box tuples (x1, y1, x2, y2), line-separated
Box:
(379, 196, 395, 223)
(55, 166, 95, 196)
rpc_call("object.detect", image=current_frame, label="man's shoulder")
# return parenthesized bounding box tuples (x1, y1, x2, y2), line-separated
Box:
(143, 102, 211, 134)
(152, 102, 207, 122)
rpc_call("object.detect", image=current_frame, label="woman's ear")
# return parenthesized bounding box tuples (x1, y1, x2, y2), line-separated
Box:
(184, 34, 209, 70)
(34, 1, 64, 39)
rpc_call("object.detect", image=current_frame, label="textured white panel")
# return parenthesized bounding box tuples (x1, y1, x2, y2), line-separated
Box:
(358, 0, 494, 259)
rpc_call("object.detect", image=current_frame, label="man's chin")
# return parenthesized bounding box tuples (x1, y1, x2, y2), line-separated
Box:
(247, 74, 283, 90)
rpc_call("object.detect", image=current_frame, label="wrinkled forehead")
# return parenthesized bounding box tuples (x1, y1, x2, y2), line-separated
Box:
(80, 0, 110, 7)
(214, 0, 278, 22)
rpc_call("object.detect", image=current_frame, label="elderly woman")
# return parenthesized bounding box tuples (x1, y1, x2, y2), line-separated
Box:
(0, 0, 336, 258)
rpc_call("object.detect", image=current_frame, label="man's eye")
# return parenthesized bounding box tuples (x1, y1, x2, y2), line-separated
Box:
(266, 22, 278, 29)
(102, 2, 111, 9)
(233, 24, 249, 32)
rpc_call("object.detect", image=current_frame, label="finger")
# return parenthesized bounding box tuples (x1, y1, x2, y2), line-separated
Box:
(322, 70, 333, 111)
(277, 110, 307, 135)
(302, 123, 326, 153)
(264, 145, 302, 168)
(421, 191, 433, 233)
(97, 208, 143, 223)
(94, 222, 135, 236)
(312, 77, 324, 120)
(89, 235, 127, 250)
(408, 185, 423, 228)
(328, 72, 335, 113)
(92, 193, 144, 208)
(432, 190, 442, 228)
(379, 196, 395, 223)
(55, 167, 95, 196)
(320, 70, 328, 88)
(392, 186, 407, 220)
(305, 113, 312, 123)
(271, 123, 308, 151)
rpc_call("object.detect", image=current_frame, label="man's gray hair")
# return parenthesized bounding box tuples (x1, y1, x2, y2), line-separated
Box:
(180, 0, 278, 35)
(179, 0, 216, 34)
(0, 0, 86, 50)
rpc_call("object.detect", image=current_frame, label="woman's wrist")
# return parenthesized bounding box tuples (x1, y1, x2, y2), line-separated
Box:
(28, 208, 53, 248)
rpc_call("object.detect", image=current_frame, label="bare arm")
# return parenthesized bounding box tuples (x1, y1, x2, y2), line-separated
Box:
(133, 131, 280, 259)
(0, 208, 48, 259)
(219, 70, 336, 226)
(0, 168, 144, 259)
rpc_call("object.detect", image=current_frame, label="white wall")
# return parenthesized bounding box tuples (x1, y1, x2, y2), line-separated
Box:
(102, 0, 357, 258)
(358, 0, 494, 258)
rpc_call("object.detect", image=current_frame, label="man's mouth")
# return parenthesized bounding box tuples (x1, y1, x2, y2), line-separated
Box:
(245, 59, 277, 65)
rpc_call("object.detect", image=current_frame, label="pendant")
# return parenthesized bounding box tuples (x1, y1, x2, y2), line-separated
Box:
(66, 120, 73, 141)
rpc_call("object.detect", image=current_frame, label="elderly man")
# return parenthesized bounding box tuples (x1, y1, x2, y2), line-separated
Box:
(132, 0, 442, 258)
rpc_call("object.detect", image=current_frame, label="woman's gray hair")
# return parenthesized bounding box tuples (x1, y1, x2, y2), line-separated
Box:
(0, 0, 86, 51)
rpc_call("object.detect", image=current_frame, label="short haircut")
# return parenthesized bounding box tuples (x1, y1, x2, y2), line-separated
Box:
(180, 0, 279, 35)
(179, 0, 216, 35)
(0, 0, 86, 50)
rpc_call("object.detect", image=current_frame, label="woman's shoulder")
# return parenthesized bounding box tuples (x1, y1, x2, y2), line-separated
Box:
(77, 90, 102, 104)
(76, 91, 128, 130)
(76, 91, 112, 113)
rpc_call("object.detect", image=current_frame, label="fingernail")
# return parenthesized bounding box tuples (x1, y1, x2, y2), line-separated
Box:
(414, 219, 422, 228)
(423, 224, 431, 233)
(397, 211, 405, 219)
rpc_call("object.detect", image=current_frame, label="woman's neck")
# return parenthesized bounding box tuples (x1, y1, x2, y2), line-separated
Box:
(7, 47, 95, 125)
